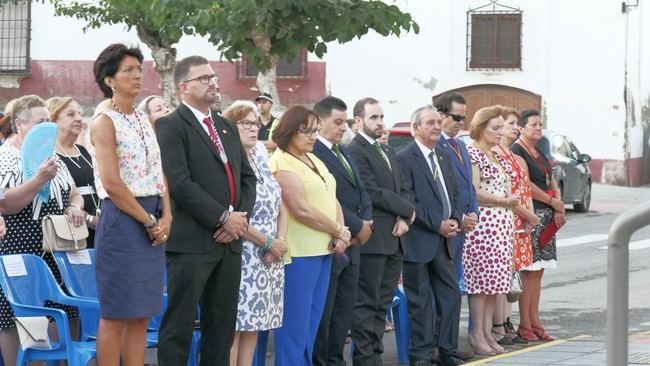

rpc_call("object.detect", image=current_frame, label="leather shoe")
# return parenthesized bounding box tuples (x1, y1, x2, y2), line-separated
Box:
(437, 352, 465, 366)
(410, 360, 434, 366)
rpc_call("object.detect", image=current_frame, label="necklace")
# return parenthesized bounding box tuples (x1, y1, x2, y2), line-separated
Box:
(110, 99, 149, 158)
(516, 138, 550, 186)
(248, 151, 264, 184)
(286, 151, 328, 190)
(55, 141, 100, 214)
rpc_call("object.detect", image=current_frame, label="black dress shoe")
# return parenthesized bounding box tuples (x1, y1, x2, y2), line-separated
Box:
(410, 360, 434, 366)
(437, 353, 465, 366)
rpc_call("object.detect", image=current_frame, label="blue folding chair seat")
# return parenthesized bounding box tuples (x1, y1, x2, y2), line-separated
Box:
(0, 254, 98, 365)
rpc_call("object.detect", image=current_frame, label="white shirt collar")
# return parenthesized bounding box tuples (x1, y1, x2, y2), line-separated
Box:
(358, 131, 377, 145)
(183, 101, 213, 124)
(415, 138, 436, 158)
(441, 131, 453, 141)
(317, 135, 334, 150)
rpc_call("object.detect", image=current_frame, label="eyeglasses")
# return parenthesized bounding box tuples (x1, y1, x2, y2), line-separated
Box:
(298, 127, 320, 137)
(184, 74, 218, 85)
(447, 113, 466, 122)
(237, 119, 261, 130)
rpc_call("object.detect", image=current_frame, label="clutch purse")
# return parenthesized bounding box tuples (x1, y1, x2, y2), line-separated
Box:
(506, 271, 523, 303)
(14, 316, 52, 350)
(42, 214, 89, 252)
(538, 221, 558, 249)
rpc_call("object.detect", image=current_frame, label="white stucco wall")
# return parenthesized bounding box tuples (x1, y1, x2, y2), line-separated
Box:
(23, 0, 650, 167)
(324, 0, 639, 164)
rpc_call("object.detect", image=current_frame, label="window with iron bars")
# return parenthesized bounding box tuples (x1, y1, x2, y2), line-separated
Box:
(468, 13, 522, 70)
(0, 0, 30, 74)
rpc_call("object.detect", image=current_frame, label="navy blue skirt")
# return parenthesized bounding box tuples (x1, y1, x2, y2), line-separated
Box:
(95, 196, 165, 319)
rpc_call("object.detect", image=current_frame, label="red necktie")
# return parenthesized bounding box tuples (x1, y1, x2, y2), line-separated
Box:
(203, 116, 236, 206)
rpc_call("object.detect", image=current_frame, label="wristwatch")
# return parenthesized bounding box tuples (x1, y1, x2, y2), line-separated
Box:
(144, 213, 157, 229)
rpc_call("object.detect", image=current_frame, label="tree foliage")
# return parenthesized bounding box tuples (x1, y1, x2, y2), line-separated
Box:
(199, 0, 419, 73)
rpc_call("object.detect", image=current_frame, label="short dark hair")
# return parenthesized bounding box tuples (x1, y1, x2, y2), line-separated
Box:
(313, 96, 347, 119)
(94, 44, 144, 98)
(519, 109, 541, 128)
(353, 97, 379, 118)
(174, 56, 209, 88)
(272, 106, 318, 150)
(433, 92, 466, 114)
(346, 118, 356, 128)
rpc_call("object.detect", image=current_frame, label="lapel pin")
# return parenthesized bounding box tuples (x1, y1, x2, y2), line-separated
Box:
(222, 130, 227, 134)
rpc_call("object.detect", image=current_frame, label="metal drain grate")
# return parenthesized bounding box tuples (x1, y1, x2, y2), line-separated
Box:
(629, 352, 650, 364)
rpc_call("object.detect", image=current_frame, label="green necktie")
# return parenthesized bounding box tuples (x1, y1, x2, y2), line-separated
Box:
(373, 142, 391, 170)
(332, 144, 354, 180)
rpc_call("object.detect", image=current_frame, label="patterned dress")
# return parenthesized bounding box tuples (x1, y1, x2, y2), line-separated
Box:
(497, 147, 533, 271)
(0, 144, 79, 328)
(462, 146, 514, 295)
(236, 143, 284, 331)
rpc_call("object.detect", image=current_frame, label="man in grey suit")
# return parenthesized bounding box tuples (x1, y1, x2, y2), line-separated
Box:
(347, 97, 415, 366)
(312, 96, 373, 366)
(155, 56, 256, 365)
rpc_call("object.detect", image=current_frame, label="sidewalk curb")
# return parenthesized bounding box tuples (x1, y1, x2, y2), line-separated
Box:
(462, 335, 592, 365)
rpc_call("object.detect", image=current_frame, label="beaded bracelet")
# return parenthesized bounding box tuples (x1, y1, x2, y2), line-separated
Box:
(262, 235, 274, 251)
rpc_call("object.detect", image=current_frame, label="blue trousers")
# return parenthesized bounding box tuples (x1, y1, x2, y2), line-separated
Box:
(275, 254, 333, 366)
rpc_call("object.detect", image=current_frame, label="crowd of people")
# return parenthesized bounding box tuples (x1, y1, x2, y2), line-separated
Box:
(0, 43, 566, 366)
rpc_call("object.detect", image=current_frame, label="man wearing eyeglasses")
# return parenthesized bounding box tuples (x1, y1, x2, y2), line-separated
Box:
(433, 92, 479, 361)
(155, 56, 257, 365)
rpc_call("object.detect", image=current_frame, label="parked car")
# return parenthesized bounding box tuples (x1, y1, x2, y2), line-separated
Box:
(388, 124, 592, 212)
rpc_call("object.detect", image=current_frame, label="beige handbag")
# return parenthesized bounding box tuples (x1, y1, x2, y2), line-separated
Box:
(42, 215, 88, 252)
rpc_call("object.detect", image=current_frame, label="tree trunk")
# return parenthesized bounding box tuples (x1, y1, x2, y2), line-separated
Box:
(136, 25, 178, 107)
(251, 32, 283, 112)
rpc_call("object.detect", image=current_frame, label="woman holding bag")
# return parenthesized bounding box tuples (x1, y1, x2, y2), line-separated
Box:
(0, 95, 84, 365)
(511, 109, 565, 342)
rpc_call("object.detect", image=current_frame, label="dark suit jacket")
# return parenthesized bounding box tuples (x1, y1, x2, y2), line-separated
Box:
(438, 136, 479, 257)
(313, 139, 372, 265)
(398, 141, 462, 263)
(155, 104, 256, 254)
(347, 134, 414, 256)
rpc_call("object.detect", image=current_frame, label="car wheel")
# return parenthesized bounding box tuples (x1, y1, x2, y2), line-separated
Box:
(574, 181, 591, 212)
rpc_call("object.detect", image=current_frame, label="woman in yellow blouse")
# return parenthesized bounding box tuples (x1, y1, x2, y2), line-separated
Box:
(269, 106, 350, 366)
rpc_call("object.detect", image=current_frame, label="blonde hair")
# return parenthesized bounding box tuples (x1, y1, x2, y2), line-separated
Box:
(46, 96, 76, 122)
(9, 95, 46, 133)
(223, 100, 259, 122)
(501, 106, 520, 121)
(469, 105, 504, 140)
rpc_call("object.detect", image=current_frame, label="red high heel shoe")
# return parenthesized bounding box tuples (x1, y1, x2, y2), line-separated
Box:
(531, 325, 555, 341)
(517, 326, 539, 342)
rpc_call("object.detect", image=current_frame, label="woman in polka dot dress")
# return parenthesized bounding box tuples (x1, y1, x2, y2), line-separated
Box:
(0, 95, 85, 365)
(463, 105, 517, 357)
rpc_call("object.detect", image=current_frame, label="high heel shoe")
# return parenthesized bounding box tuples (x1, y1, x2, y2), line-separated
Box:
(517, 326, 539, 342)
(531, 325, 555, 341)
(469, 335, 497, 356)
(505, 318, 528, 345)
(491, 324, 514, 346)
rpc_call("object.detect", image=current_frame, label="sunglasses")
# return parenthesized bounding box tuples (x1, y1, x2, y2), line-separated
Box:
(237, 119, 261, 130)
(447, 113, 466, 122)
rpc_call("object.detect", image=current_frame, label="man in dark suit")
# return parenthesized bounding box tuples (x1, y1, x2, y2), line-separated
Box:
(312, 96, 373, 366)
(347, 97, 415, 366)
(155, 56, 256, 365)
(398, 106, 464, 366)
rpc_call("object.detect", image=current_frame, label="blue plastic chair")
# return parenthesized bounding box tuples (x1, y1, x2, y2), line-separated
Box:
(53, 250, 201, 366)
(0, 254, 98, 365)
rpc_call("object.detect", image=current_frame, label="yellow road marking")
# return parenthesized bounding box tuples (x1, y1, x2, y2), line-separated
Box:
(462, 335, 592, 365)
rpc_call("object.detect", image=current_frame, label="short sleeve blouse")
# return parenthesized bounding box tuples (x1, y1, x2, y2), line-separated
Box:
(268, 149, 337, 259)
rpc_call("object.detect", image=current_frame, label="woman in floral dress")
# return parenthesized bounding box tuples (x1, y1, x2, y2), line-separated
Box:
(463, 105, 518, 356)
(223, 101, 288, 366)
(491, 107, 540, 346)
